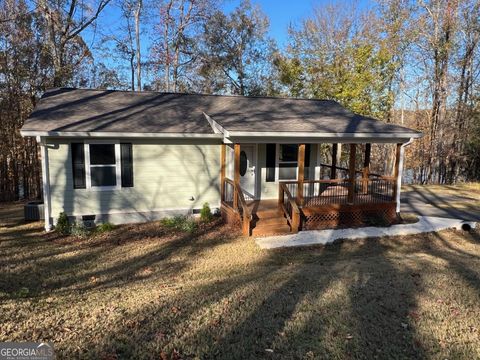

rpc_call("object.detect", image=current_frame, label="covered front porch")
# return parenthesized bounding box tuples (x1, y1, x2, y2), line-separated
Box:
(220, 141, 405, 236)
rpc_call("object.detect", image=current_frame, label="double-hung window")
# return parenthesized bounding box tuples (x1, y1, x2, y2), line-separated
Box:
(86, 143, 121, 189)
(72, 141, 133, 190)
(265, 144, 311, 182)
(277, 144, 298, 181)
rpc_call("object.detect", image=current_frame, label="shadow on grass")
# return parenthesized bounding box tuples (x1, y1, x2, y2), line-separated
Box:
(0, 218, 240, 299)
(2, 213, 480, 359)
(403, 186, 480, 221)
(84, 239, 440, 359)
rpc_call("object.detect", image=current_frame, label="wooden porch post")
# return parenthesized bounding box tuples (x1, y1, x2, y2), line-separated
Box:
(233, 143, 240, 209)
(220, 144, 226, 202)
(392, 143, 402, 204)
(362, 143, 371, 194)
(331, 143, 338, 179)
(348, 144, 356, 204)
(297, 144, 305, 205)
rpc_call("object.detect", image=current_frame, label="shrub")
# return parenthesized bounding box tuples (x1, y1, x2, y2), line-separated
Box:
(55, 212, 70, 235)
(200, 202, 213, 222)
(15, 287, 30, 298)
(161, 215, 198, 233)
(95, 222, 116, 234)
(179, 218, 198, 233)
(70, 221, 90, 239)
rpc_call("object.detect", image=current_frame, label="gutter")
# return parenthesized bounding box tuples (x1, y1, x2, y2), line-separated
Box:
(20, 130, 224, 139)
(227, 131, 423, 139)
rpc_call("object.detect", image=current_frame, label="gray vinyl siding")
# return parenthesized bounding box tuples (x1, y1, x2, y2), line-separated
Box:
(47, 139, 221, 221)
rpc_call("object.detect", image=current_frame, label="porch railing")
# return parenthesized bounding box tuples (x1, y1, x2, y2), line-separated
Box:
(221, 178, 252, 235)
(278, 183, 301, 233)
(281, 177, 395, 207)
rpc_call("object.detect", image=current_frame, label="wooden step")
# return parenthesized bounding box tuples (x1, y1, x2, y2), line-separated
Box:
(251, 212, 291, 236)
(252, 222, 291, 236)
(255, 209, 284, 220)
(254, 216, 288, 227)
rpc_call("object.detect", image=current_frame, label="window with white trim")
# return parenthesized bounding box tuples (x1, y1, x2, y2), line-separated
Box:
(85, 142, 122, 190)
(277, 144, 298, 181)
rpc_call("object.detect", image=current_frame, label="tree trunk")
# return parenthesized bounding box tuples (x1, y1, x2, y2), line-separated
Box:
(134, 0, 142, 91)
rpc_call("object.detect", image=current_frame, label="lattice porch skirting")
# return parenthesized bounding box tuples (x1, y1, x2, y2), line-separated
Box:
(301, 202, 397, 230)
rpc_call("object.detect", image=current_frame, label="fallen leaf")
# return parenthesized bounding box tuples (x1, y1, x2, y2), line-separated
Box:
(408, 311, 420, 320)
(171, 349, 181, 360)
(171, 306, 180, 314)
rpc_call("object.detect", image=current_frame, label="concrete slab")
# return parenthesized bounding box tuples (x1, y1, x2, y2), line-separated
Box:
(255, 216, 477, 249)
(400, 190, 480, 221)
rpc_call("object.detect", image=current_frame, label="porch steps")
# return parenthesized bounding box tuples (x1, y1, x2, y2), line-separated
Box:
(251, 205, 291, 237)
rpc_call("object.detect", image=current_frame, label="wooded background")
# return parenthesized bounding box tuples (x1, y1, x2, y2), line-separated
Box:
(1, 0, 479, 201)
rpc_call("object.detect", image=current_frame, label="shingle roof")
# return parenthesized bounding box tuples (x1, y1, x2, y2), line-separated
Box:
(21, 88, 421, 138)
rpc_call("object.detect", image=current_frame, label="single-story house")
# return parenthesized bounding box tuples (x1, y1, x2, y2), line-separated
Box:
(21, 88, 422, 236)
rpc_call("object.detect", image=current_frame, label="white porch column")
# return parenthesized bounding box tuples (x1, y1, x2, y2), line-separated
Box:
(395, 138, 414, 214)
(39, 137, 52, 231)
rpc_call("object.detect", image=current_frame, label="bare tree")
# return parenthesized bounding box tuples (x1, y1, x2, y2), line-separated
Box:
(151, 0, 215, 92)
(134, 0, 142, 90)
(36, 0, 112, 86)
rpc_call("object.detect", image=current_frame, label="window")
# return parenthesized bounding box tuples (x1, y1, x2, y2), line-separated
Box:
(239, 151, 248, 176)
(86, 143, 120, 189)
(273, 144, 312, 182)
(71, 142, 133, 190)
(278, 144, 298, 180)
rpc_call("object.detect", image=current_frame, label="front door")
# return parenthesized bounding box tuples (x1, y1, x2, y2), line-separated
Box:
(239, 145, 256, 199)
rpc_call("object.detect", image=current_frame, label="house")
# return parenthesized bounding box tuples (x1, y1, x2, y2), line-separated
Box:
(21, 88, 422, 236)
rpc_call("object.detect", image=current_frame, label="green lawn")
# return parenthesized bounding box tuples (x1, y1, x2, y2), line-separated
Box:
(1, 203, 480, 359)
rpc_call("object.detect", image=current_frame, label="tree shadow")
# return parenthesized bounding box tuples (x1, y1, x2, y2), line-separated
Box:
(0, 219, 240, 300)
(82, 236, 460, 359)
(3, 199, 480, 359)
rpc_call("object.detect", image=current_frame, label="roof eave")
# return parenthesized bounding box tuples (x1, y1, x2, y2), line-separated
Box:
(225, 131, 422, 144)
(20, 130, 224, 139)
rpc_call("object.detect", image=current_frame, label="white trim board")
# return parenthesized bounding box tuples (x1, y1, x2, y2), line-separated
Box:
(61, 203, 222, 217)
(226, 136, 416, 144)
(21, 130, 224, 139)
(39, 139, 52, 231)
(22, 130, 421, 144)
(228, 131, 422, 139)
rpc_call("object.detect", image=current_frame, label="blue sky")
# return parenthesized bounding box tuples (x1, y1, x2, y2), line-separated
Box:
(87, 0, 372, 55)
(83, 0, 374, 84)
(223, 0, 315, 46)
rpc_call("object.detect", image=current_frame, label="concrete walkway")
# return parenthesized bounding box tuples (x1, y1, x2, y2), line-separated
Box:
(256, 216, 477, 249)
(401, 190, 480, 221)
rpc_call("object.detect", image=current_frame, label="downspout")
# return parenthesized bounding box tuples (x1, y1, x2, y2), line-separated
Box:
(396, 137, 415, 214)
(38, 136, 52, 231)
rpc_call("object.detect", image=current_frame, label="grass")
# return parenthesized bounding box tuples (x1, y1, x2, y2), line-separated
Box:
(403, 182, 480, 200)
(1, 203, 480, 359)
